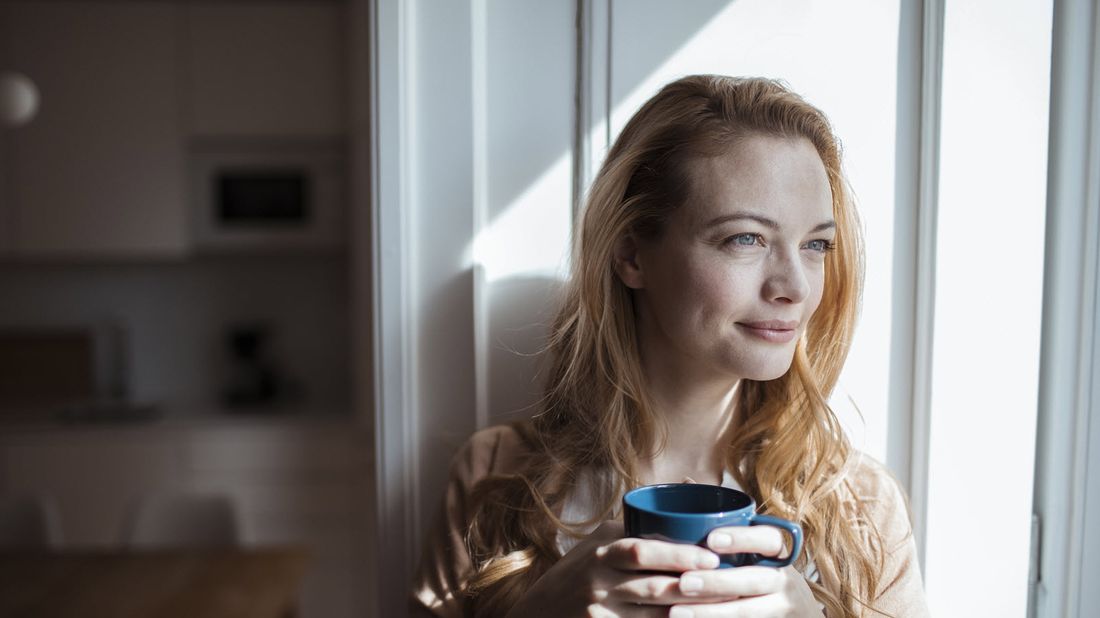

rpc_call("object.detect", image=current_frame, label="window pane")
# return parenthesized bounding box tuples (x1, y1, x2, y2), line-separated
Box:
(925, 1, 1052, 615)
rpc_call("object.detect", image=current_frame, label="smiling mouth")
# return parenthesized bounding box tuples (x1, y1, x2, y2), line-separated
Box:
(735, 321, 799, 343)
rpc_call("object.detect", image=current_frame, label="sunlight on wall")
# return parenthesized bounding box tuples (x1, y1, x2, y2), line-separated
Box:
(605, 0, 901, 462)
(467, 154, 573, 284)
(924, 1, 1051, 616)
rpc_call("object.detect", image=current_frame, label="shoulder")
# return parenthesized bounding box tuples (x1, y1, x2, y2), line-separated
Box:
(413, 425, 536, 617)
(839, 453, 931, 613)
(449, 423, 538, 487)
(839, 451, 915, 550)
(842, 452, 908, 507)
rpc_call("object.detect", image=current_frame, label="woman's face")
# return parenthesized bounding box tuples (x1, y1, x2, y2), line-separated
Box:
(622, 134, 835, 383)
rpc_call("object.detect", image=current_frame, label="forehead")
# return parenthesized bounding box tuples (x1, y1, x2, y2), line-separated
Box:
(678, 134, 833, 231)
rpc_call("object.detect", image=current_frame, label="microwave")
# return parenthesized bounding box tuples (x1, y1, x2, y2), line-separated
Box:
(0, 320, 135, 421)
(189, 139, 346, 252)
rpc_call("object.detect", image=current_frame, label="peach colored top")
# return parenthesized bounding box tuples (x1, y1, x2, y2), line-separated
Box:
(412, 425, 930, 617)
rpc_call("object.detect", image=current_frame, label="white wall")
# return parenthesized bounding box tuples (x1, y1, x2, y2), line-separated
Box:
(480, 0, 575, 427)
(407, 0, 479, 540)
(394, 0, 580, 550)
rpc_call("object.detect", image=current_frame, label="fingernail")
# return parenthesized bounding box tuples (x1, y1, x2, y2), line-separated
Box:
(670, 607, 694, 618)
(696, 552, 720, 569)
(679, 574, 704, 594)
(710, 532, 733, 549)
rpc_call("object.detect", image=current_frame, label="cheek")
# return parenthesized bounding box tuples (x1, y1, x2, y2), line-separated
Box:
(693, 267, 752, 314)
(696, 272, 734, 301)
(805, 270, 827, 316)
(676, 255, 732, 296)
(648, 264, 722, 328)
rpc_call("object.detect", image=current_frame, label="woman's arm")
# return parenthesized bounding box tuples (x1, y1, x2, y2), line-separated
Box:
(411, 426, 518, 617)
(854, 457, 931, 618)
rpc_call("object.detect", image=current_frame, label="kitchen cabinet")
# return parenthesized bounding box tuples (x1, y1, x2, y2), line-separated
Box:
(0, 421, 375, 618)
(0, 0, 348, 259)
(183, 1, 347, 138)
(1, 1, 188, 258)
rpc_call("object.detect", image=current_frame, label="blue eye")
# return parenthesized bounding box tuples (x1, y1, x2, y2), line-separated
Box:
(728, 233, 761, 247)
(804, 239, 836, 253)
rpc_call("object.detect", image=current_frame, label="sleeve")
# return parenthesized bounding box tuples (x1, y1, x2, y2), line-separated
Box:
(410, 426, 515, 617)
(855, 457, 931, 618)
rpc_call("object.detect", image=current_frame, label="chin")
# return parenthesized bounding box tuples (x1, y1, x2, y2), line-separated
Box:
(748, 365, 794, 382)
(736, 354, 797, 382)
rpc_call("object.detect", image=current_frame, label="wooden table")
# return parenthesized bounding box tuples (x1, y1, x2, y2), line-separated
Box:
(0, 547, 309, 618)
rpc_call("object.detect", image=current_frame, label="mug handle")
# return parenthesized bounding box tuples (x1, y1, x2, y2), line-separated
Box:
(748, 514, 803, 568)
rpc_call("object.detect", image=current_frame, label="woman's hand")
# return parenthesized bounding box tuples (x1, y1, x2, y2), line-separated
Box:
(664, 526, 825, 618)
(504, 520, 727, 618)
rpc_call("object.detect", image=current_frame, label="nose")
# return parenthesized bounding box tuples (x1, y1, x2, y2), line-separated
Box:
(762, 249, 810, 304)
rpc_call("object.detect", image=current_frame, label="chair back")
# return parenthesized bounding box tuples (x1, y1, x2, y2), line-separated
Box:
(0, 492, 63, 549)
(124, 491, 239, 548)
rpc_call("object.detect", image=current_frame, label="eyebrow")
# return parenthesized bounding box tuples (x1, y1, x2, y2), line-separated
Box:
(705, 212, 837, 234)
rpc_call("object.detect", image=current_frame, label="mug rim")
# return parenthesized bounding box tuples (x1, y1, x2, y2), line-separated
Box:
(622, 483, 756, 518)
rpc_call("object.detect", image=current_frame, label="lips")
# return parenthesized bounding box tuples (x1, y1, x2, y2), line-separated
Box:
(738, 320, 799, 331)
(735, 320, 799, 343)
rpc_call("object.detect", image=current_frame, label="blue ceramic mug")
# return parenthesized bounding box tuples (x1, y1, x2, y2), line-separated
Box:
(622, 483, 803, 568)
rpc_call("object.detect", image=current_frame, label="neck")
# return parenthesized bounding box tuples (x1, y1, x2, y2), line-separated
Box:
(636, 361, 741, 486)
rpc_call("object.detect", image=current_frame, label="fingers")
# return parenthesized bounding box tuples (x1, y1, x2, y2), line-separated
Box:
(706, 526, 788, 558)
(676, 566, 784, 599)
(603, 567, 785, 608)
(605, 573, 682, 604)
(605, 602, 672, 618)
(669, 593, 787, 618)
(607, 568, 777, 605)
(596, 537, 720, 573)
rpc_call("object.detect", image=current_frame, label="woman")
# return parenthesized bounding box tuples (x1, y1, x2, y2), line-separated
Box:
(413, 75, 929, 617)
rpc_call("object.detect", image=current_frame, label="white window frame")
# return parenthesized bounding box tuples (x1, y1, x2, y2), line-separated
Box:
(365, 1, 419, 617)
(1029, 0, 1100, 616)
(891, 0, 944, 572)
